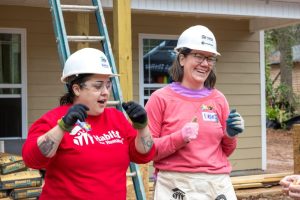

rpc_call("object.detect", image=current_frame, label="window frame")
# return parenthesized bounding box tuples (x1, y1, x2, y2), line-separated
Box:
(0, 28, 27, 139)
(138, 33, 178, 105)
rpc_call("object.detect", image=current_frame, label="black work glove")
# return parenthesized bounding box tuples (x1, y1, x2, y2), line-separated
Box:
(122, 101, 148, 129)
(58, 104, 89, 132)
(226, 109, 244, 137)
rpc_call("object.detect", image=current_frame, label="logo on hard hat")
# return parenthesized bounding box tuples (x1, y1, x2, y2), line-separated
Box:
(201, 35, 214, 47)
(100, 57, 109, 68)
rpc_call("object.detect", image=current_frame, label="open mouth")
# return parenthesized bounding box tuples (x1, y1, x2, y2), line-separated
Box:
(98, 99, 106, 104)
(195, 68, 207, 75)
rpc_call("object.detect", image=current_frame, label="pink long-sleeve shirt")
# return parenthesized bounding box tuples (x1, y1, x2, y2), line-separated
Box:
(145, 85, 237, 174)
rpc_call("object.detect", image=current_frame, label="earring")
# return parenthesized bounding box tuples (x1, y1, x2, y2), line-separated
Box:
(73, 90, 79, 96)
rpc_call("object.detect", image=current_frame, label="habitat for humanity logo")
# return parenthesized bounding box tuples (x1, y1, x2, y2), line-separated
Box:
(70, 126, 124, 146)
(93, 130, 124, 145)
(171, 188, 185, 200)
(100, 56, 109, 68)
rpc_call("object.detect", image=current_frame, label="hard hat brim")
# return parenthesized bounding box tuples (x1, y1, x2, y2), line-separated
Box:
(175, 46, 221, 56)
(61, 72, 119, 83)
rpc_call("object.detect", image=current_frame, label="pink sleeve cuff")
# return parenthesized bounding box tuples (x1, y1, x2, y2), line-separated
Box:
(170, 130, 187, 150)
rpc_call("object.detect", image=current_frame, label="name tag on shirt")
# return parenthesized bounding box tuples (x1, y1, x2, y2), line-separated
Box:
(202, 112, 218, 122)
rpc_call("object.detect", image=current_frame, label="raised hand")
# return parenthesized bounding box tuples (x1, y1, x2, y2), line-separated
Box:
(58, 104, 89, 132)
(122, 101, 148, 129)
(181, 117, 199, 142)
(226, 109, 244, 137)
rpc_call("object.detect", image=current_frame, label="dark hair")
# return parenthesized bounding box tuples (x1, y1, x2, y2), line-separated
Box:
(168, 48, 216, 89)
(59, 74, 93, 105)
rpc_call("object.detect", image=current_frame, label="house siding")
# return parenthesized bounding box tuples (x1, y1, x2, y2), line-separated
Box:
(0, 6, 261, 171)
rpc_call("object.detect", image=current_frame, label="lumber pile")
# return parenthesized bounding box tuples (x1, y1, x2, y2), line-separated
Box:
(0, 153, 42, 199)
(231, 172, 293, 190)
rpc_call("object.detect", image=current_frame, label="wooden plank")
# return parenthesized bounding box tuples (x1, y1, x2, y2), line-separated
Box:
(293, 65, 300, 94)
(232, 172, 293, 190)
(113, 1, 149, 199)
(113, 0, 133, 102)
(234, 182, 264, 189)
(75, 13, 90, 49)
(293, 125, 300, 173)
(231, 172, 293, 185)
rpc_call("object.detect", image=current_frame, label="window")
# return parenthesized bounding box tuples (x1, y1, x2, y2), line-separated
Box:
(0, 28, 27, 139)
(139, 34, 178, 105)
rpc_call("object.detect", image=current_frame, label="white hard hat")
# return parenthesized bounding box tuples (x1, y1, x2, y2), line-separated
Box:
(175, 25, 220, 56)
(61, 48, 118, 83)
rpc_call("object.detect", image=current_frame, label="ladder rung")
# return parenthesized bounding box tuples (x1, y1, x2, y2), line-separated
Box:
(67, 36, 105, 42)
(107, 100, 121, 107)
(126, 172, 137, 177)
(61, 5, 97, 12)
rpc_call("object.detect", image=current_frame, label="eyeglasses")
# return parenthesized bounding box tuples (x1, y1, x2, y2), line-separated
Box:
(80, 81, 112, 93)
(189, 53, 217, 65)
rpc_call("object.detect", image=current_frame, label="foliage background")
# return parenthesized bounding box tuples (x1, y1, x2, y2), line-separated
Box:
(265, 25, 300, 129)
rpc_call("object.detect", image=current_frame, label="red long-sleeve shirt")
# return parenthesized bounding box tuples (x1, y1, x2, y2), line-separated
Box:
(22, 105, 155, 200)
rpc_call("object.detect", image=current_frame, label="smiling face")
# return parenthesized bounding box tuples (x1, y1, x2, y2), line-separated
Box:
(179, 50, 216, 90)
(72, 74, 111, 116)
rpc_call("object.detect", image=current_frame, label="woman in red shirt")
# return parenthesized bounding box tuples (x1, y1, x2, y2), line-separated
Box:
(22, 48, 155, 200)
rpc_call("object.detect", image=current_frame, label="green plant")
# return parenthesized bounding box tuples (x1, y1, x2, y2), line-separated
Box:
(266, 82, 300, 129)
(266, 105, 280, 121)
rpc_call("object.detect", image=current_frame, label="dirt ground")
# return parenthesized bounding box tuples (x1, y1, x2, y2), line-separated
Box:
(266, 128, 294, 174)
(236, 128, 294, 200)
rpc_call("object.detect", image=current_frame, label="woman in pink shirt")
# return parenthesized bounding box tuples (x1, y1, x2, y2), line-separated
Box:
(145, 25, 244, 200)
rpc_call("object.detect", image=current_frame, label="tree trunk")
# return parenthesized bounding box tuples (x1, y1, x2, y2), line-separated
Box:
(278, 30, 293, 104)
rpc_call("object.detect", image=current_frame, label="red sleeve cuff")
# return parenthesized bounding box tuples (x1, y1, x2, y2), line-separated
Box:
(130, 142, 156, 164)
